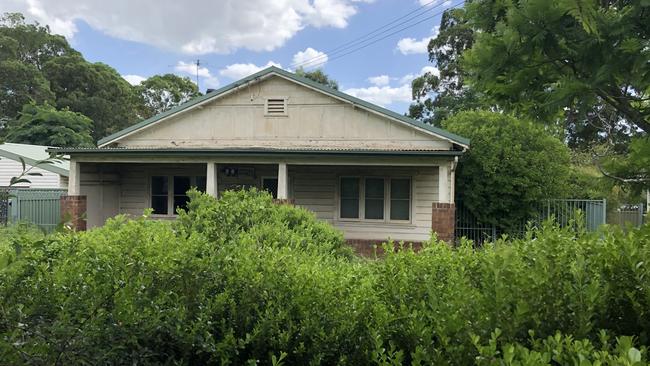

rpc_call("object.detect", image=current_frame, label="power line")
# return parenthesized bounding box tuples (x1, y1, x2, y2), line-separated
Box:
(291, 0, 458, 69)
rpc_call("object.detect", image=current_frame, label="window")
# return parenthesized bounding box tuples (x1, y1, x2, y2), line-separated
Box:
(151, 176, 168, 215)
(265, 97, 287, 116)
(150, 175, 206, 215)
(364, 178, 384, 220)
(390, 178, 411, 220)
(338, 176, 411, 222)
(340, 177, 360, 218)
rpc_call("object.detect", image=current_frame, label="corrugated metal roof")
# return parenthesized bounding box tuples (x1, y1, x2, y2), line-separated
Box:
(97, 66, 470, 148)
(0, 143, 70, 176)
(49, 146, 463, 156)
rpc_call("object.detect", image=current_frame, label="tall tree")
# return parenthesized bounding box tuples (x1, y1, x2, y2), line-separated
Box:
(0, 60, 54, 126)
(43, 55, 140, 140)
(0, 13, 77, 69)
(136, 74, 200, 118)
(462, 0, 650, 134)
(408, 6, 483, 126)
(295, 67, 339, 90)
(6, 103, 93, 147)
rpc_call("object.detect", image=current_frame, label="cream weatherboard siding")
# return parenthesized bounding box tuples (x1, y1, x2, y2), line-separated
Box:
(291, 165, 440, 242)
(115, 76, 453, 151)
(0, 158, 65, 188)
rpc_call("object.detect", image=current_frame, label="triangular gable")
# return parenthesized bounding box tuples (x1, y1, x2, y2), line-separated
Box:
(98, 67, 469, 149)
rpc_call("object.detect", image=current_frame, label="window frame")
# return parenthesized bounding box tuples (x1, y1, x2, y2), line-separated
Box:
(337, 175, 412, 224)
(149, 175, 206, 217)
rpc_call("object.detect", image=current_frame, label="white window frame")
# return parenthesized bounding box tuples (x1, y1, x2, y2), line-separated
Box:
(337, 175, 412, 224)
(149, 175, 205, 217)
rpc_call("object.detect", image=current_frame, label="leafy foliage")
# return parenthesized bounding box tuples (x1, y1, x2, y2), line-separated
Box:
(462, 0, 650, 134)
(42, 55, 140, 140)
(5, 103, 93, 147)
(136, 73, 200, 118)
(408, 6, 483, 126)
(0, 60, 54, 125)
(443, 111, 571, 231)
(295, 67, 339, 90)
(601, 137, 650, 194)
(1, 190, 650, 365)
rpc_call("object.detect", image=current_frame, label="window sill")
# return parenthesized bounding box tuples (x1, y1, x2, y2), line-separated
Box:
(333, 219, 416, 228)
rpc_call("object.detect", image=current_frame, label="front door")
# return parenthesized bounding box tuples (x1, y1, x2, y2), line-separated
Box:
(262, 177, 278, 199)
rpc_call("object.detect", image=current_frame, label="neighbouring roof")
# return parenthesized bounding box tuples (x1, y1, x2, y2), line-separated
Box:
(0, 143, 70, 177)
(48, 147, 464, 157)
(97, 66, 470, 148)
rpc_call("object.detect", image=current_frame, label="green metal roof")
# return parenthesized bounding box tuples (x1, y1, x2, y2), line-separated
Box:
(0, 142, 70, 176)
(97, 66, 470, 148)
(48, 147, 464, 157)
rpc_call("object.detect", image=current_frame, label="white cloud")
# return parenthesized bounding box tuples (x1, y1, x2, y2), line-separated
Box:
(0, 0, 371, 54)
(367, 75, 390, 86)
(343, 84, 412, 107)
(122, 74, 146, 85)
(396, 26, 440, 55)
(344, 65, 440, 106)
(219, 61, 282, 80)
(292, 47, 328, 69)
(174, 61, 219, 89)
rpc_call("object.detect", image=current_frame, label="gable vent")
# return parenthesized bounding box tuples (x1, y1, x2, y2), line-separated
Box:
(265, 97, 287, 116)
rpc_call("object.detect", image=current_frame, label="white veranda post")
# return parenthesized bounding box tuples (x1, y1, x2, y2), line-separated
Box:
(277, 162, 288, 200)
(206, 162, 218, 197)
(68, 160, 81, 196)
(438, 163, 450, 203)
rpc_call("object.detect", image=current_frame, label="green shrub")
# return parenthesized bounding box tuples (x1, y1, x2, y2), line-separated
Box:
(0, 190, 649, 365)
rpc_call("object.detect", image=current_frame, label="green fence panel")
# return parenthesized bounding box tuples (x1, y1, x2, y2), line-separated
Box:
(9, 189, 66, 233)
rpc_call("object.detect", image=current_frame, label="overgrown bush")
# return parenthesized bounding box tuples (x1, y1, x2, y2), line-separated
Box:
(0, 190, 649, 365)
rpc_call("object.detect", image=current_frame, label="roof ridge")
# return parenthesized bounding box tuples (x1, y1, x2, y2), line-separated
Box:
(97, 66, 469, 147)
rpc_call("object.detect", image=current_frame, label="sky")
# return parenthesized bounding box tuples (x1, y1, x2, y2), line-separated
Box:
(1, 0, 458, 113)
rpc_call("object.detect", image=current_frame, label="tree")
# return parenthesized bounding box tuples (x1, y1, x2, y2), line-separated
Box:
(0, 60, 54, 125)
(462, 0, 650, 134)
(0, 13, 77, 69)
(295, 67, 339, 90)
(42, 55, 140, 140)
(136, 74, 200, 118)
(5, 103, 93, 147)
(444, 111, 571, 231)
(600, 137, 650, 195)
(408, 6, 483, 126)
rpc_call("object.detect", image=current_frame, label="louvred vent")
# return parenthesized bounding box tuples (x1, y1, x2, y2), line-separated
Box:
(265, 98, 287, 115)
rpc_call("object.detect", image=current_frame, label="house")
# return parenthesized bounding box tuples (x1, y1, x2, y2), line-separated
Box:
(0, 143, 69, 189)
(50, 66, 469, 247)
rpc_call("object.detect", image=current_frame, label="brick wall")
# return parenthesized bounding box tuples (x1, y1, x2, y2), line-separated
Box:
(272, 199, 295, 205)
(61, 195, 87, 231)
(432, 202, 455, 243)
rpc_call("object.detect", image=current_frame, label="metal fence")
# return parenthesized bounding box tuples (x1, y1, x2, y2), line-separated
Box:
(455, 199, 608, 245)
(608, 203, 645, 229)
(4, 188, 67, 233)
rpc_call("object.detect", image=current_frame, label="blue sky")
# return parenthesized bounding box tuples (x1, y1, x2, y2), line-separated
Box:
(1, 0, 457, 113)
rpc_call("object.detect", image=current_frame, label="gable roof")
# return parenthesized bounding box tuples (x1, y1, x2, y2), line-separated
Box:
(98, 66, 470, 148)
(0, 143, 70, 177)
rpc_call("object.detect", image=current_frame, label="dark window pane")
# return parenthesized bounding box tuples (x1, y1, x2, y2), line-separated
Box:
(151, 176, 168, 195)
(174, 176, 191, 195)
(151, 196, 168, 214)
(262, 178, 278, 199)
(340, 177, 359, 198)
(391, 179, 410, 199)
(365, 199, 384, 219)
(365, 178, 384, 199)
(195, 176, 206, 192)
(174, 195, 190, 211)
(390, 200, 410, 220)
(340, 198, 359, 218)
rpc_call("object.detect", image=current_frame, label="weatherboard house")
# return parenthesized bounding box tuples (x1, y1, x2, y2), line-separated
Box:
(52, 67, 468, 249)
